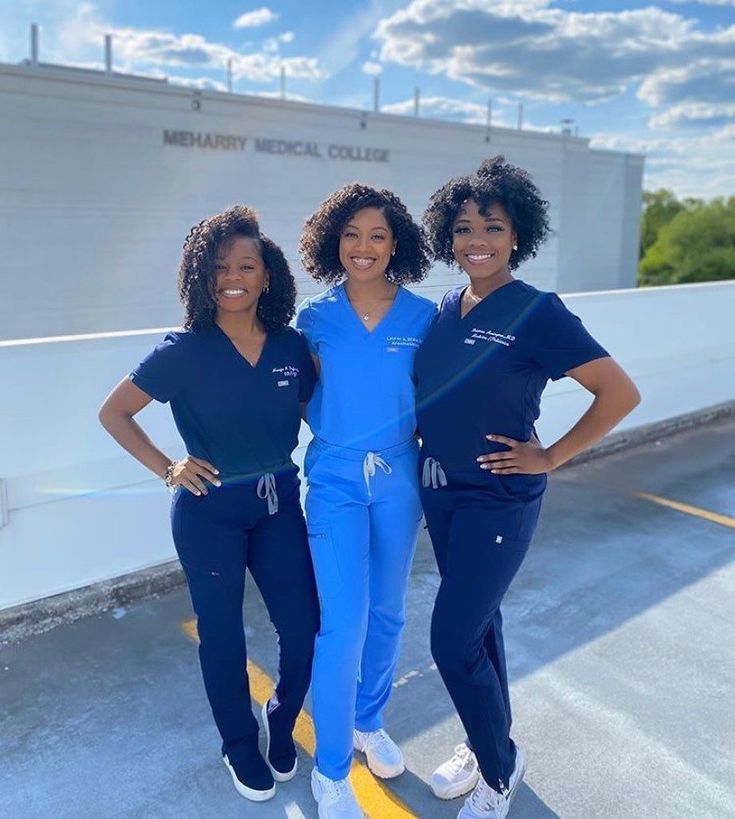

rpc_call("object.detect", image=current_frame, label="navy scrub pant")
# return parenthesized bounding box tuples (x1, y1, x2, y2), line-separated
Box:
(421, 482, 541, 792)
(170, 469, 319, 766)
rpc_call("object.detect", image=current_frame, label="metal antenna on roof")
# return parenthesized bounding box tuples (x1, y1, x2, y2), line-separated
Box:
(30, 24, 39, 66)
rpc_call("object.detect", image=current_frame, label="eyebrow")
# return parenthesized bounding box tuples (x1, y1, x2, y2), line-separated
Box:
(215, 255, 259, 261)
(345, 223, 389, 231)
(455, 214, 505, 223)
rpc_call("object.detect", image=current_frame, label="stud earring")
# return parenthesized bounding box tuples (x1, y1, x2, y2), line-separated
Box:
(512, 243, 518, 251)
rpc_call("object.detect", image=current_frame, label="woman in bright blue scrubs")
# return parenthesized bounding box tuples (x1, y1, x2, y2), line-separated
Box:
(99, 206, 319, 804)
(296, 185, 436, 818)
(415, 157, 641, 819)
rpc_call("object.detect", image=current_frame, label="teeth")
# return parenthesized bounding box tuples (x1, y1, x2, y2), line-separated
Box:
(352, 258, 374, 268)
(221, 289, 245, 296)
(467, 254, 493, 262)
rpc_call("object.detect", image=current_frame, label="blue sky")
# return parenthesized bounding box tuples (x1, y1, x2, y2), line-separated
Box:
(2, 0, 734, 197)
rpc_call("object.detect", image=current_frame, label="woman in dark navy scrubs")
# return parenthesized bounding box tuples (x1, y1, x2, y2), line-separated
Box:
(99, 206, 319, 803)
(415, 158, 640, 819)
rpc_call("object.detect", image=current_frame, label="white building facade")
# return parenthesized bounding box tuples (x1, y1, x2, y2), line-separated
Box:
(0, 62, 644, 341)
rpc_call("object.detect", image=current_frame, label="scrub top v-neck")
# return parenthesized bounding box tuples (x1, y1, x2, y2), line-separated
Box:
(130, 324, 316, 479)
(296, 283, 437, 451)
(415, 280, 608, 493)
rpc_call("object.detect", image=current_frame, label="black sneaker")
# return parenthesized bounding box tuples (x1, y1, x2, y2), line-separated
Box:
(222, 742, 276, 801)
(262, 698, 298, 782)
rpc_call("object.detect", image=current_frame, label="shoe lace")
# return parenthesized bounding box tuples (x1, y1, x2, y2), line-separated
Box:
(323, 776, 351, 802)
(469, 777, 506, 812)
(367, 729, 395, 755)
(447, 743, 474, 774)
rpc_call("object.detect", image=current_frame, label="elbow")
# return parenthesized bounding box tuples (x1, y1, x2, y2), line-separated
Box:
(98, 401, 117, 432)
(98, 404, 110, 431)
(624, 377, 642, 413)
(630, 384, 642, 411)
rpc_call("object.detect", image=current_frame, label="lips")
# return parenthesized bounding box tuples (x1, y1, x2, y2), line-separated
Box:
(465, 252, 496, 265)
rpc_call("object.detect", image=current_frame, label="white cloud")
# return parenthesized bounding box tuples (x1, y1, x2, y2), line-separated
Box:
(374, 0, 735, 131)
(233, 8, 278, 29)
(362, 60, 383, 76)
(650, 101, 735, 129)
(666, 0, 735, 6)
(381, 94, 516, 127)
(590, 125, 735, 198)
(168, 75, 228, 92)
(51, 3, 324, 82)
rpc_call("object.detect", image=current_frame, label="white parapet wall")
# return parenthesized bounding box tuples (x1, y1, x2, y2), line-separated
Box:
(1, 281, 734, 611)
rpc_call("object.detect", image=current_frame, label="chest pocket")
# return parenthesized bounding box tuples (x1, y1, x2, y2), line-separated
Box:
(269, 366, 300, 399)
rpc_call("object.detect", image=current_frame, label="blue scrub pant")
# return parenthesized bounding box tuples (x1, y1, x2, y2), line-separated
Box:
(304, 437, 423, 780)
(421, 482, 541, 792)
(170, 470, 319, 767)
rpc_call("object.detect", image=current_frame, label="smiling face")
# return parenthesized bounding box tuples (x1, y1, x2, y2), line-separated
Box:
(338, 207, 397, 283)
(212, 235, 268, 318)
(452, 199, 517, 283)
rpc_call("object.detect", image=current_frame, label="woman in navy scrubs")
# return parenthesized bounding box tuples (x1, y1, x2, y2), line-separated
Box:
(296, 185, 435, 818)
(415, 157, 640, 819)
(99, 206, 319, 803)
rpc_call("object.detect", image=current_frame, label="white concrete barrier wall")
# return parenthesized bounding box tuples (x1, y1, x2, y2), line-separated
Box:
(1, 281, 733, 610)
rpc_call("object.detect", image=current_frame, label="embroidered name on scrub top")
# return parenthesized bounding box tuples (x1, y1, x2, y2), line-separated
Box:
(415, 280, 609, 488)
(464, 328, 516, 346)
(296, 283, 437, 451)
(130, 325, 316, 480)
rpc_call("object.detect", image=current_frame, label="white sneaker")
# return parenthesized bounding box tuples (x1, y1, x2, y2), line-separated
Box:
(430, 743, 480, 800)
(457, 746, 526, 819)
(311, 768, 365, 819)
(353, 728, 405, 779)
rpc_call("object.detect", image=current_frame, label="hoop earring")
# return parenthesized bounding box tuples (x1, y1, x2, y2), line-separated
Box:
(262, 285, 270, 295)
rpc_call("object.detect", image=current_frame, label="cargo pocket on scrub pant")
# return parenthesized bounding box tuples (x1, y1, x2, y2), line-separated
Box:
(306, 527, 344, 615)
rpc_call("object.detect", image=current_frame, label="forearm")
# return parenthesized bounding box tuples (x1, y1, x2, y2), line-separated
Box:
(99, 410, 172, 479)
(546, 385, 639, 469)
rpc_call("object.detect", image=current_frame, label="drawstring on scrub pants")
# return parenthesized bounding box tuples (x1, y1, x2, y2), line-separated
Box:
(362, 451, 393, 497)
(422, 457, 447, 490)
(257, 472, 279, 515)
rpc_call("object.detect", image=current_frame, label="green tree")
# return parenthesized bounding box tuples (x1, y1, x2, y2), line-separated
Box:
(639, 196, 735, 286)
(640, 189, 685, 257)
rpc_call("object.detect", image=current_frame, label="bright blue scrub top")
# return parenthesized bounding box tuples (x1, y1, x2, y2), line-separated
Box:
(131, 325, 316, 479)
(296, 284, 437, 451)
(415, 280, 608, 497)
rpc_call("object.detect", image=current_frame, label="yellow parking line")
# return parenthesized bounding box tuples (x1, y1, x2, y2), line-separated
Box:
(181, 618, 418, 818)
(636, 492, 735, 529)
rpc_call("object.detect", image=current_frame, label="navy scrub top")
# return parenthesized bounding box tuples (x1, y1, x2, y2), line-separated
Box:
(130, 325, 316, 480)
(415, 280, 609, 498)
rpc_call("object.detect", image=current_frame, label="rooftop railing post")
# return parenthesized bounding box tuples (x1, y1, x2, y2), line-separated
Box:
(30, 24, 39, 66)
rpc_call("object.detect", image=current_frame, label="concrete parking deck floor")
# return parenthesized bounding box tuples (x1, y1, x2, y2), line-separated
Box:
(2, 416, 734, 819)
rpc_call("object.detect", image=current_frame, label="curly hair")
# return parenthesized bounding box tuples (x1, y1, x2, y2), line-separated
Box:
(422, 155, 551, 271)
(299, 183, 431, 284)
(177, 205, 296, 334)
